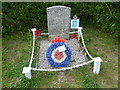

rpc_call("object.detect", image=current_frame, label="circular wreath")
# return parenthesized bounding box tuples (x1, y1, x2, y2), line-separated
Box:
(46, 42, 72, 67)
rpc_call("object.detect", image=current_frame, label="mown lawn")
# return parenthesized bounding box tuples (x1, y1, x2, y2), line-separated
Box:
(2, 27, 118, 88)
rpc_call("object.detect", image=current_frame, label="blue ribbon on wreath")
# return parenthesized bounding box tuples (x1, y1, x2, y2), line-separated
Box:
(46, 42, 72, 67)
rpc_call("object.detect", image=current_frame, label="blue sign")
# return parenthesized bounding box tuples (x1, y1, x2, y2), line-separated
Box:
(71, 19, 79, 29)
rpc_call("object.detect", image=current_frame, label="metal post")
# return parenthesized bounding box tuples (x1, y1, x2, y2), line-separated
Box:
(22, 67, 32, 79)
(77, 27, 83, 41)
(93, 57, 102, 74)
(22, 28, 37, 79)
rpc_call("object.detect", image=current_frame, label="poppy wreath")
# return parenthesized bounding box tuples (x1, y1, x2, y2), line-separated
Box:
(46, 37, 72, 67)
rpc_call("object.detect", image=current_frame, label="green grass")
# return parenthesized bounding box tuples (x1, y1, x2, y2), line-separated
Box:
(2, 27, 118, 88)
(2, 32, 56, 88)
(0, 37, 2, 89)
(83, 27, 118, 88)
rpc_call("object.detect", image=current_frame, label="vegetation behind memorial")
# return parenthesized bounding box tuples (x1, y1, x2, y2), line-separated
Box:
(2, 2, 119, 37)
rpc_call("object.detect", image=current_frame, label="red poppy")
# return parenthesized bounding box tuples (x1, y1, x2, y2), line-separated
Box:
(60, 39, 65, 43)
(71, 34, 77, 39)
(54, 37, 60, 41)
(35, 30, 41, 37)
(50, 37, 65, 43)
(51, 39, 55, 43)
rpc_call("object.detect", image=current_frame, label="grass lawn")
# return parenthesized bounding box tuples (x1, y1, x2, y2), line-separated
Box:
(2, 27, 118, 88)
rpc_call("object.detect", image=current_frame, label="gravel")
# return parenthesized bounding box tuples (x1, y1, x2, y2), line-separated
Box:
(36, 39, 88, 69)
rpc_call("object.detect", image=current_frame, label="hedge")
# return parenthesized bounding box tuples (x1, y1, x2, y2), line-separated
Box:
(2, 2, 119, 37)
